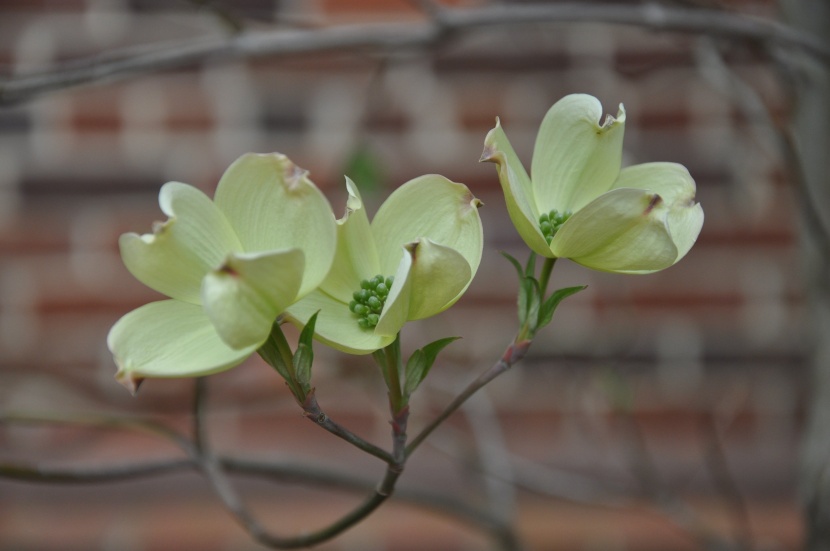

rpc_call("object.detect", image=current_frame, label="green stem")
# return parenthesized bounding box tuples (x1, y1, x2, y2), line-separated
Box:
(379, 334, 404, 414)
(538, 257, 556, 298)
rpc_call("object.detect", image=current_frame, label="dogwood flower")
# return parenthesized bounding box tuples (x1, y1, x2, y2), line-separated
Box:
(481, 93, 703, 274)
(107, 153, 336, 391)
(286, 175, 483, 354)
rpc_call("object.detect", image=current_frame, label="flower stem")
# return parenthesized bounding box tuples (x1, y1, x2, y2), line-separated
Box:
(376, 334, 405, 414)
(405, 338, 531, 458)
(538, 256, 556, 298)
(301, 390, 395, 464)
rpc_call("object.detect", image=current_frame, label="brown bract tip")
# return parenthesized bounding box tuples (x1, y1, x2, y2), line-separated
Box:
(462, 189, 484, 211)
(479, 144, 496, 163)
(404, 240, 421, 260)
(643, 194, 663, 215)
(116, 371, 144, 396)
(218, 262, 239, 277)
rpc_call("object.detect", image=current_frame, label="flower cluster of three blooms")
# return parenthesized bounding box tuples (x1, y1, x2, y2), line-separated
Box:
(108, 93, 704, 389)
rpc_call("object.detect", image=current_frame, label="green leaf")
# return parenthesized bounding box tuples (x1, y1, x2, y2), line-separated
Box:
(298, 310, 319, 349)
(293, 343, 312, 393)
(517, 276, 540, 330)
(257, 321, 294, 383)
(500, 251, 524, 281)
(404, 336, 460, 396)
(537, 285, 587, 330)
(293, 311, 319, 390)
(507, 251, 541, 329)
(403, 349, 426, 397)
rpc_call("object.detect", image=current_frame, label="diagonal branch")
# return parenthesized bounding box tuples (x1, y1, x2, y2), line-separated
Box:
(0, 410, 192, 450)
(1, 3, 828, 105)
(0, 453, 520, 548)
(185, 375, 408, 549)
(0, 458, 193, 483)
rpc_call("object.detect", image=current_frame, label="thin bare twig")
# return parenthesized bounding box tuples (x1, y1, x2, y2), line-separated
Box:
(406, 338, 531, 457)
(0, 403, 406, 547)
(695, 36, 830, 257)
(0, 458, 192, 483)
(461, 387, 517, 522)
(0, 451, 519, 548)
(186, 374, 396, 549)
(301, 390, 394, 464)
(617, 407, 737, 551)
(0, 410, 191, 450)
(700, 413, 755, 551)
(1, 3, 828, 105)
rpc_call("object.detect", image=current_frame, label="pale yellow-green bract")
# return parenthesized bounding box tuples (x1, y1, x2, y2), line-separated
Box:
(481, 93, 704, 274)
(107, 153, 337, 391)
(286, 175, 483, 355)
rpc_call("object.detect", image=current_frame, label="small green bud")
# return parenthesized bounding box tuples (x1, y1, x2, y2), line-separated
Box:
(540, 209, 572, 245)
(350, 274, 394, 330)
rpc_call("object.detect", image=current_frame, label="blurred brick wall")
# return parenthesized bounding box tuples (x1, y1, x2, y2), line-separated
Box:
(0, 1, 806, 550)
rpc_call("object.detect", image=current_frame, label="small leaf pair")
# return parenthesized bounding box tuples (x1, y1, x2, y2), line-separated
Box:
(258, 313, 319, 402)
(502, 252, 586, 338)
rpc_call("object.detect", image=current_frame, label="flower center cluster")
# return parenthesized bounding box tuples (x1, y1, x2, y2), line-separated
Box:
(539, 209, 572, 244)
(349, 275, 394, 329)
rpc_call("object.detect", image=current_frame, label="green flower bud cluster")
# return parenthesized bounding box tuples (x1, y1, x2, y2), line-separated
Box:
(349, 275, 394, 329)
(539, 209, 572, 244)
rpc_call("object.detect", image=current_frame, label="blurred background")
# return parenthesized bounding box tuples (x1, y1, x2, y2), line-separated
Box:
(0, 0, 825, 549)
